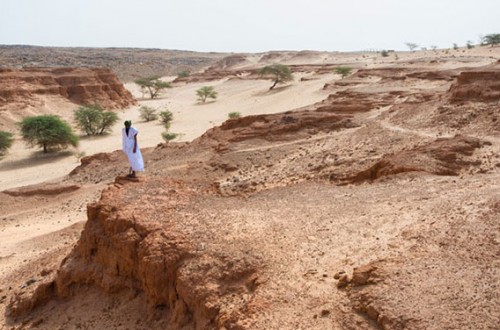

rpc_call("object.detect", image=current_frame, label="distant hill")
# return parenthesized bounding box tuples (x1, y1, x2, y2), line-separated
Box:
(0, 45, 229, 82)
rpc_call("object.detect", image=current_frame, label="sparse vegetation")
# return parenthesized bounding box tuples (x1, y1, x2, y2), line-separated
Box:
(74, 150, 86, 162)
(335, 67, 352, 79)
(405, 42, 419, 52)
(453, 43, 459, 50)
(481, 33, 500, 46)
(159, 111, 177, 142)
(258, 64, 294, 90)
(466, 41, 475, 49)
(196, 86, 218, 103)
(159, 110, 174, 129)
(134, 76, 172, 99)
(19, 115, 78, 153)
(0, 131, 14, 155)
(228, 112, 241, 119)
(177, 70, 190, 78)
(139, 106, 158, 122)
(161, 132, 179, 142)
(74, 104, 119, 135)
(381, 50, 390, 57)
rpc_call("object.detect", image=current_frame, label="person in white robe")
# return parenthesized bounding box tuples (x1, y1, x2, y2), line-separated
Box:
(122, 120, 144, 177)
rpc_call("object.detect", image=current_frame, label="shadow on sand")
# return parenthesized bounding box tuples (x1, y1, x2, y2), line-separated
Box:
(0, 150, 75, 171)
(252, 85, 292, 97)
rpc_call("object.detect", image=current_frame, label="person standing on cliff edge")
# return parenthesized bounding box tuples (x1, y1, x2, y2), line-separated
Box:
(122, 120, 144, 178)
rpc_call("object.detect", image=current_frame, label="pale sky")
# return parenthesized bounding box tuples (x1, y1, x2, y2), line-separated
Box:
(1, 0, 499, 52)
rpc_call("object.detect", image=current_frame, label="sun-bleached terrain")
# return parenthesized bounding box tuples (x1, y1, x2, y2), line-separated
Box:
(1, 46, 499, 329)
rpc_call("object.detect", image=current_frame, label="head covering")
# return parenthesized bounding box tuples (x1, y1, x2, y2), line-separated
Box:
(124, 120, 132, 127)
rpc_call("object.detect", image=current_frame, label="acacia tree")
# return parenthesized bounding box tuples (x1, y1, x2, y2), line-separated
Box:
(405, 42, 419, 51)
(0, 131, 14, 155)
(482, 34, 500, 46)
(74, 104, 119, 135)
(258, 64, 293, 90)
(196, 86, 218, 103)
(19, 115, 78, 153)
(134, 76, 172, 99)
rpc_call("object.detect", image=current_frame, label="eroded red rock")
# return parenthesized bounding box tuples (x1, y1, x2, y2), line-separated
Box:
(449, 63, 500, 102)
(346, 135, 484, 183)
(0, 67, 137, 109)
(9, 178, 262, 329)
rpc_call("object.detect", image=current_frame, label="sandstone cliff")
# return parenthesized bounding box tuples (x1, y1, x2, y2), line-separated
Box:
(449, 62, 500, 102)
(0, 67, 136, 110)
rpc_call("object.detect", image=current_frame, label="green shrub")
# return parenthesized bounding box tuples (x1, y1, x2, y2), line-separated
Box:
(177, 70, 190, 78)
(335, 67, 352, 79)
(0, 131, 14, 155)
(228, 112, 241, 119)
(196, 86, 218, 103)
(159, 110, 174, 129)
(19, 115, 78, 153)
(74, 104, 118, 135)
(162, 132, 178, 142)
(139, 106, 158, 121)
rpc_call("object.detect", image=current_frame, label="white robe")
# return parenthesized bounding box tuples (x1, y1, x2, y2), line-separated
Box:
(122, 126, 144, 172)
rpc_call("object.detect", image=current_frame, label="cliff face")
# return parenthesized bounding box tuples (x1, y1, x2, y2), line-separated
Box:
(449, 63, 500, 102)
(0, 67, 136, 109)
(9, 177, 262, 329)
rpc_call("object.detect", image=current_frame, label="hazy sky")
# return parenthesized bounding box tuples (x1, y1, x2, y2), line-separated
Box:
(1, 0, 499, 52)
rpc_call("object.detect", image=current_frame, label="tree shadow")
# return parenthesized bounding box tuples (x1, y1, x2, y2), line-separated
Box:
(195, 100, 217, 106)
(252, 84, 293, 97)
(0, 150, 74, 171)
(78, 133, 114, 141)
(137, 96, 166, 102)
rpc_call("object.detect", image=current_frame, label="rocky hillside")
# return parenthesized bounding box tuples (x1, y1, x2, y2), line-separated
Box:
(0, 45, 228, 82)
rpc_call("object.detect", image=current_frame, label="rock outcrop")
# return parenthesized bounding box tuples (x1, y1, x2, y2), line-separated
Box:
(200, 109, 356, 145)
(449, 63, 500, 102)
(0, 67, 136, 109)
(9, 177, 262, 329)
(345, 135, 485, 183)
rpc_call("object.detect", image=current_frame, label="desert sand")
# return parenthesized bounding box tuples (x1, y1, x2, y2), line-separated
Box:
(1, 46, 499, 329)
